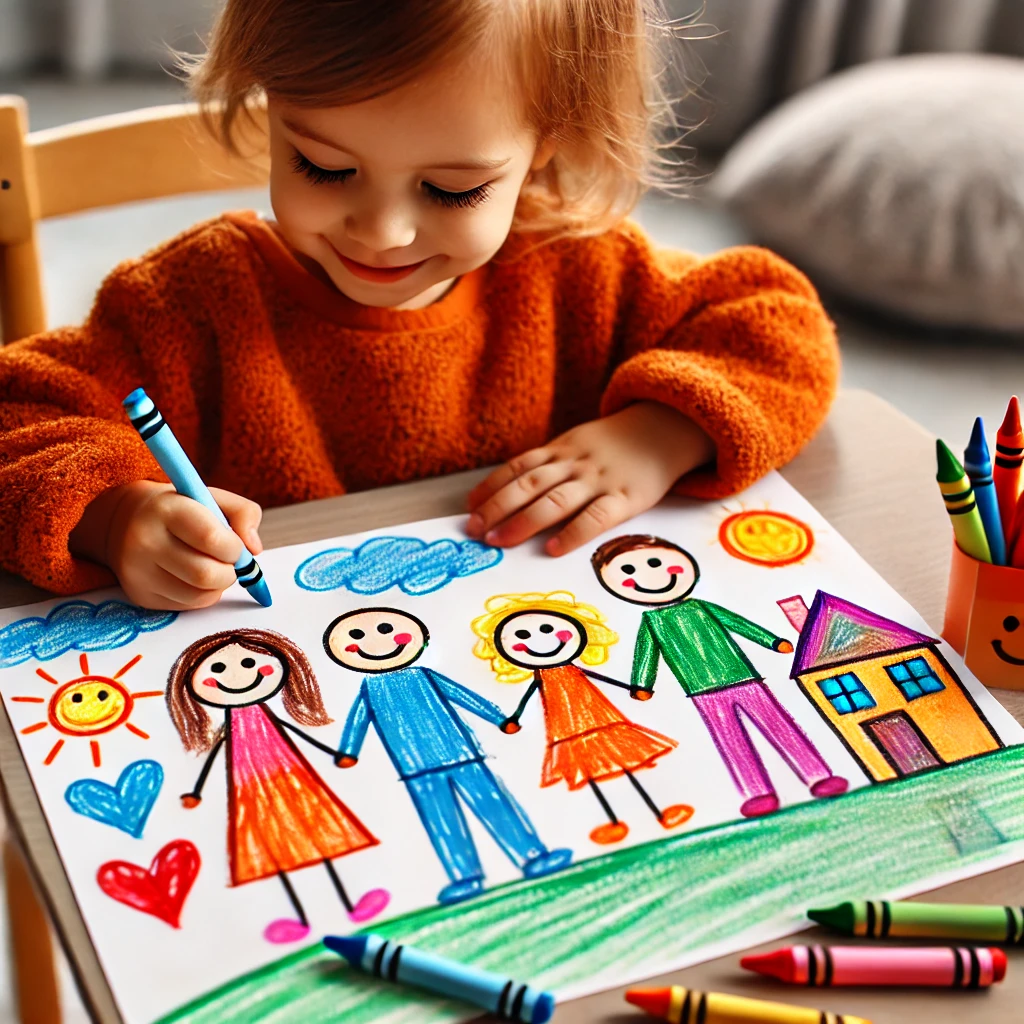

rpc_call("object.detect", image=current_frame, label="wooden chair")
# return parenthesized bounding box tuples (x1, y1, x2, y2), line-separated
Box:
(0, 94, 270, 1023)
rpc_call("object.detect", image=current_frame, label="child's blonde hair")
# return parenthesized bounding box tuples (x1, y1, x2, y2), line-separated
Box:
(471, 591, 618, 684)
(185, 0, 694, 237)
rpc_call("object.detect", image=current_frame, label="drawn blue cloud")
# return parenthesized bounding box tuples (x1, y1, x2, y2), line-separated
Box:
(0, 600, 178, 669)
(295, 536, 503, 595)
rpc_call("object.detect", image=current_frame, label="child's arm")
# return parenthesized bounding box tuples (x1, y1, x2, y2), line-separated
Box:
(705, 601, 794, 654)
(467, 235, 838, 555)
(579, 667, 631, 691)
(335, 682, 371, 767)
(500, 673, 542, 733)
(425, 669, 507, 728)
(0, 223, 265, 606)
(180, 731, 225, 807)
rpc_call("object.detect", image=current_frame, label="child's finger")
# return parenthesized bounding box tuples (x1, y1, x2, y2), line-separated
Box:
(483, 479, 593, 548)
(210, 487, 264, 554)
(163, 498, 244, 564)
(545, 493, 631, 556)
(467, 461, 574, 539)
(467, 448, 551, 510)
(149, 564, 225, 609)
(156, 535, 238, 593)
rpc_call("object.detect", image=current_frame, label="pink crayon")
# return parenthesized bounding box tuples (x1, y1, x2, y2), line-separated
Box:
(741, 944, 1007, 988)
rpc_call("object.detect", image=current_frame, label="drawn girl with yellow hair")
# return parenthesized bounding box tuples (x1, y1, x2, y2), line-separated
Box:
(472, 592, 693, 845)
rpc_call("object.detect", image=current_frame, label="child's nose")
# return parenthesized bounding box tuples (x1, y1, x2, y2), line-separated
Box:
(394, 632, 413, 645)
(556, 630, 573, 642)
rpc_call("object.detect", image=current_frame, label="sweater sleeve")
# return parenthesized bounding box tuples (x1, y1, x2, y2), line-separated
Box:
(596, 228, 839, 498)
(0, 224, 238, 594)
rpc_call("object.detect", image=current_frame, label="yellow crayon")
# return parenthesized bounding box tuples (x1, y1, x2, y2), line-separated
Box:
(625, 985, 872, 1024)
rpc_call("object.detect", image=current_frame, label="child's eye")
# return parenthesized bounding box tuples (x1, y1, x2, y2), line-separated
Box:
(422, 181, 492, 210)
(290, 151, 355, 186)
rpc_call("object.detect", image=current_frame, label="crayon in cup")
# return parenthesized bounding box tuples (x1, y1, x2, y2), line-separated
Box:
(741, 944, 1006, 988)
(122, 388, 272, 607)
(324, 933, 555, 1024)
(964, 417, 1007, 565)
(995, 395, 1023, 537)
(808, 900, 1024, 943)
(624, 986, 870, 1024)
(936, 439, 992, 564)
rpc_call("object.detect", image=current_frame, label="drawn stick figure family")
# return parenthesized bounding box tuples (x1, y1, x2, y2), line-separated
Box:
(165, 535, 848, 944)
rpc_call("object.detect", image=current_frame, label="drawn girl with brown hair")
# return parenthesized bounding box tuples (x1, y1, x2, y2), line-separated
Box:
(167, 628, 389, 943)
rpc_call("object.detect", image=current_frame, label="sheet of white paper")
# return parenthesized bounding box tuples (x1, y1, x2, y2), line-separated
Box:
(2, 472, 1023, 1024)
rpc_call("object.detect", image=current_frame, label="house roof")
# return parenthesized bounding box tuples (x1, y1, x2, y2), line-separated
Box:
(790, 591, 936, 677)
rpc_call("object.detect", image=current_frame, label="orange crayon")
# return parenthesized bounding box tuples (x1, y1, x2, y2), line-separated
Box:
(625, 985, 871, 1024)
(1010, 491, 1024, 568)
(995, 396, 1023, 538)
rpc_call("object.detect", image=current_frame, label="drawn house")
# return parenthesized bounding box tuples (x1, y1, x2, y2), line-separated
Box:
(777, 592, 1001, 782)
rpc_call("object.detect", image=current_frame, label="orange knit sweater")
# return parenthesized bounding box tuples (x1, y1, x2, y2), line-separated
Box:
(0, 212, 838, 594)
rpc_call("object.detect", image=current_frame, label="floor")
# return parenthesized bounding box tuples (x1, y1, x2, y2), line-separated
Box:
(0, 75, 1021, 1024)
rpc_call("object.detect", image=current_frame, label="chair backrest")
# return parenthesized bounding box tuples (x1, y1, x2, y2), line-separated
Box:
(0, 96, 270, 345)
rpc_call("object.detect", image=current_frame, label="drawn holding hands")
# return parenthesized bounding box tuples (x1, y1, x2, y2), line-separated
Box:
(466, 402, 714, 556)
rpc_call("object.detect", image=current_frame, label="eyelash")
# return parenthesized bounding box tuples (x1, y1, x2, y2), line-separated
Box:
(290, 151, 492, 209)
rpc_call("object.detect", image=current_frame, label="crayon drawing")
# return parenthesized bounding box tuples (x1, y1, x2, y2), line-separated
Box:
(592, 535, 848, 817)
(471, 592, 693, 844)
(0, 600, 177, 667)
(2, 472, 1024, 1024)
(11, 653, 162, 767)
(780, 591, 1001, 781)
(98, 839, 201, 928)
(65, 759, 164, 838)
(294, 536, 501, 594)
(718, 510, 814, 567)
(166, 629, 389, 943)
(326, 607, 573, 904)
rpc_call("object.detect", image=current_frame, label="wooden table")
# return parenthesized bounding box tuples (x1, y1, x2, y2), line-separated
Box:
(2, 388, 1022, 1024)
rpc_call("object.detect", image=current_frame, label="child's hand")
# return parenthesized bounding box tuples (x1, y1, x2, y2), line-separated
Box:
(70, 480, 264, 611)
(466, 402, 714, 556)
(500, 718, 521, 734)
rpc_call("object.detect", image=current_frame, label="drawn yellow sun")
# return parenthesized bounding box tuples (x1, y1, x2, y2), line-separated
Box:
(719, 510, 814, 567)
(12, 653, 163, 767)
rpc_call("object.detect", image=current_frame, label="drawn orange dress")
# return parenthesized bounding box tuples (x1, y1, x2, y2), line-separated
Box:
(538, 665, 677, 791)
(227, 703, 377, 885)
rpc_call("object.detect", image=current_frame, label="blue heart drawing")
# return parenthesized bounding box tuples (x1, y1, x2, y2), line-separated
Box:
(65, 759, 164, 839)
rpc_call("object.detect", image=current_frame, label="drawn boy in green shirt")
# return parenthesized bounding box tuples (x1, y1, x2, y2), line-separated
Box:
(593, 535, 847, 817)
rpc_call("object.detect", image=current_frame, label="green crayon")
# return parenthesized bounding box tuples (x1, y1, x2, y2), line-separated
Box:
(809, 900, 1024, 943)
(936, 439, 992, 563)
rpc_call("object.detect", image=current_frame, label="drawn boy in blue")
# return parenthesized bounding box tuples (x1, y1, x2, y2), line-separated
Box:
(325, 607, 573, 905)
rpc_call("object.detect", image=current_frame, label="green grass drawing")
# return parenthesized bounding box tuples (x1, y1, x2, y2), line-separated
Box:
(158, 746, 1024, 1024)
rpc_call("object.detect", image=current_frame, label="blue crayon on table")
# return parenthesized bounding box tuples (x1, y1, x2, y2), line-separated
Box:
(964, 416, 1007, 565)
(122, 388, 272, 607)
(324, 933, 555, 1024)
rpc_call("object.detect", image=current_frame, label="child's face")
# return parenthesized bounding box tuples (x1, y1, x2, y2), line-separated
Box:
(324, 608, 428, 673)
(267, 59, 552, 311)
(189, 642, 285, 708)
(596, 545, 699, 606)
(494, 610, 587, 671)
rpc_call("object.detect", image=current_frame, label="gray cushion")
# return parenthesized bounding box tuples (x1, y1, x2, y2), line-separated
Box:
(709, 54, 1024, 331)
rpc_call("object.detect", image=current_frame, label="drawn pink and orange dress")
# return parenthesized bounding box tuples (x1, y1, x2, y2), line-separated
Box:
(226, 703, 377, 884)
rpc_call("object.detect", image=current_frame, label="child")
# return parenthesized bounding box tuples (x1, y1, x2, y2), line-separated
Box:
(0, 0, 838, 609)
(472, 591, 693, 845)
(167, 628, 389, 942)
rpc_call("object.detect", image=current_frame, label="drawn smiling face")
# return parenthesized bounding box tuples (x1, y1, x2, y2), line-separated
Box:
(189, 643, 285, 708)
(596, 543, 699, 606)
(993, 615, 1024, 666)
(324, 608, 428, 673)
(494, 611, 588, 670)
(51, 678, 131, 735)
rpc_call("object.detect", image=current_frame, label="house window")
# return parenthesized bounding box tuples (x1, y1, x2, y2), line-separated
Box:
(885, 656, 945, 700)
(818, 672, 876, 715)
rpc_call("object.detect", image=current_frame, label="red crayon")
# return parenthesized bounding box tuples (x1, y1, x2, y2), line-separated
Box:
(995, 396, 1023, 538)
(1009, 491, 1024, 568)
(742, 944, 1006, 988)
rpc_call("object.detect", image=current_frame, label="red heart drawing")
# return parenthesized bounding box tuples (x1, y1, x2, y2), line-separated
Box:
(97, 839, 200, 928)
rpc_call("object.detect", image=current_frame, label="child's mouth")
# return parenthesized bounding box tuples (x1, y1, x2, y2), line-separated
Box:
(335, 251, 427, 283)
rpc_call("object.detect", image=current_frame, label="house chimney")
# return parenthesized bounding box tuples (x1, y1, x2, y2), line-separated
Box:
(778, 595, 809, 634)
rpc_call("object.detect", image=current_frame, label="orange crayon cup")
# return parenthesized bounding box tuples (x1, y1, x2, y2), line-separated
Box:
(943, 542, 1024, 690)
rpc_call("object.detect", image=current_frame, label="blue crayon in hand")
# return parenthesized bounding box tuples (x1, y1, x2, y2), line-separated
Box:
(122, 388, 272, 607)
(964, 416, 1007, 565)
(324, 933, 555, 1024)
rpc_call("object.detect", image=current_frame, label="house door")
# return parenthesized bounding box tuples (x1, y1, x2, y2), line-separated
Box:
(863, 711, 942, 776)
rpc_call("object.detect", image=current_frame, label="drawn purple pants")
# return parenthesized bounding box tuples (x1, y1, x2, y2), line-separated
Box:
(691, 679, 831, 801)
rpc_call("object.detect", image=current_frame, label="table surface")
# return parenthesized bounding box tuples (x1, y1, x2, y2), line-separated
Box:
(2, 388, 1023, 1024)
